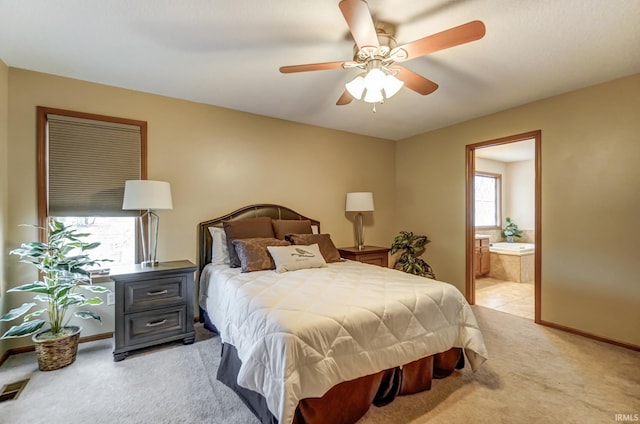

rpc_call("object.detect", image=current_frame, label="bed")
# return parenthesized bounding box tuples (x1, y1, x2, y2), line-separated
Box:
(197, 204, 488, 424)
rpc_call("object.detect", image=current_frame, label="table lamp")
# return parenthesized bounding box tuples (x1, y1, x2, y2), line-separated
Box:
(345, 192, 374, 250)
(122, 180, 173, 266)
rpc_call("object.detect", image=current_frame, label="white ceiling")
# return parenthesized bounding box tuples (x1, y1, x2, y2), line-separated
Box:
(1, 0, 639, 141)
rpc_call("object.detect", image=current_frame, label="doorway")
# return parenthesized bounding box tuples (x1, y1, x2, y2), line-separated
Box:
(465, 131, 541, 322)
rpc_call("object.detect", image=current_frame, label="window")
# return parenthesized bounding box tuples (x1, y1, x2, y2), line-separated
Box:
(475, 172, 501, 228)
(37, 107, 147, 267)
(55, 217, 136, 267)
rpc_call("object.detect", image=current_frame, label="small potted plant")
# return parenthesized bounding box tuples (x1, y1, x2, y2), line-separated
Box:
(0, 220, 110, 371)
(390, 231, 436, 279)
(502, 217, 523, 242)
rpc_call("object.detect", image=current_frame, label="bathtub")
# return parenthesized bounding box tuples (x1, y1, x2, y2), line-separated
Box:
(489, 242, 535, 256)
(488, 242, 534, 283)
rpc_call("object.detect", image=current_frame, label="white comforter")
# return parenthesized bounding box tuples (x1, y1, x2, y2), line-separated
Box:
(199, 260, 488, 424)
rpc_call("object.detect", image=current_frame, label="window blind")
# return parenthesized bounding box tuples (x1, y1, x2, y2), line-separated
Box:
(47, 114, 142, 217)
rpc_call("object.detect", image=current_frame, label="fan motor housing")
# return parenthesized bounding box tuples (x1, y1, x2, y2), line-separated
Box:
(353, 29, 397, 62)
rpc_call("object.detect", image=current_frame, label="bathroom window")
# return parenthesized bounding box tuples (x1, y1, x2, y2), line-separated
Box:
(475, 172, 501, 228)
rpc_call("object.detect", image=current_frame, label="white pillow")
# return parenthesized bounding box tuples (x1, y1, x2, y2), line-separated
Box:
(267, 243, 327, 273)
(209, 226, 230, 265)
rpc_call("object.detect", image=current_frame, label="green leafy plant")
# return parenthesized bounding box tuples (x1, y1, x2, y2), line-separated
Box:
(1, 220, 110, 339)
(501, 217, 523, 241)
(390, 231, 436, 279)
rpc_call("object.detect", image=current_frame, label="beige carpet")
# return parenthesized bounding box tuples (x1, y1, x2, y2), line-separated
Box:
(1, 306, 638, 423)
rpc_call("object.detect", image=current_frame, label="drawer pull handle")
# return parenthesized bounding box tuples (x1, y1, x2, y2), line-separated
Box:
(147, 289, 168, 296)
(146, 319, 167, 327)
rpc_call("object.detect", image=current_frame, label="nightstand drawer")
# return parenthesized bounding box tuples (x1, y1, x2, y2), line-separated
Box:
(124, 305, 187, 346)
(357, 254, 388, 267)
(338, 246, 390, 268)
(124, 276, 186, 313)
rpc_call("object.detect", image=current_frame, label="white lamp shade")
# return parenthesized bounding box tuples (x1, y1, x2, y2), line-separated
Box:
(122, 180, 173, 210)
(345, 192, 374, 212)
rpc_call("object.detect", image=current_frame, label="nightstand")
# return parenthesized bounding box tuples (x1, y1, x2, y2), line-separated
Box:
(338, 246, 390, 267)
(110, 260, 197, 361)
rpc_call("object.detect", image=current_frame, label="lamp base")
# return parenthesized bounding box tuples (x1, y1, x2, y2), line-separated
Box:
(138, 210, 161, 268)
(354, 212, 365, 251)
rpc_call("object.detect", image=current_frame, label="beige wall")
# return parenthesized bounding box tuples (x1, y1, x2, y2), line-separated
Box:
(396, 73, 640, 346)
(4, 68, 396, 350)
(0, 60, 8, 356)
(2, 66, 638, 354)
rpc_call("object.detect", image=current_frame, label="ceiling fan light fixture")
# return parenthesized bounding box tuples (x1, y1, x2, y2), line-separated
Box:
(363, 87, 383, 103)
(280, 1, 485, 109)
(383, 74, 404, 98)
(363, 67, 386, 93)
(345, 75, 366, 99)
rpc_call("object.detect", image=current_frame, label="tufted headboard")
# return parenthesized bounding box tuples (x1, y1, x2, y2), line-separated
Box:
(197, 204, 320, 275)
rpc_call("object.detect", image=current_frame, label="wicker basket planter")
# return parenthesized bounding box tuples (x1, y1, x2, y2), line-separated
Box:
(32, 326, 82, 371)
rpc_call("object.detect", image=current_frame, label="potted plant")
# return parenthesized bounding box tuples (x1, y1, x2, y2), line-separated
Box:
(390, 231, 436, 279)
(502, 217, 523, 242)
(0, 220, 110, 371)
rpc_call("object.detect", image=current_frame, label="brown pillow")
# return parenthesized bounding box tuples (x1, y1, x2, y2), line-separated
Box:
(232, 238, 290, 273)
(223, 217, 275, 268)
(272, 219, 313, 240)
(286, 233, 341, 263)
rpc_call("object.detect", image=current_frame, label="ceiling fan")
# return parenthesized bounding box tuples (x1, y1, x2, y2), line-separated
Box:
(279, 0, 486, 107)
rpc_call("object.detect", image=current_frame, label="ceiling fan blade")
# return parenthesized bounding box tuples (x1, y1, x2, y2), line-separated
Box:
(391, 20, 486, 62)
(339, 0, 380, 51)
(393, 66, 439, 95)
(279, 61, 348, 73)
(336, 90, 354, 105)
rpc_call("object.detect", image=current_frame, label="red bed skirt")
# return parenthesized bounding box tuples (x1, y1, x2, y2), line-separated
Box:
(292, 348, 463, 424)
(216, 338, 463, 424)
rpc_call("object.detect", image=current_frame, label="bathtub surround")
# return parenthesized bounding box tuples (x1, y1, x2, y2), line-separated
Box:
(489, 252, 535, 283)
(488, 242, 535, 284)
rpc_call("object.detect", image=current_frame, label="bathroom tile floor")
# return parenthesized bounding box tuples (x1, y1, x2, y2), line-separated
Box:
(475, 277, 534, 319)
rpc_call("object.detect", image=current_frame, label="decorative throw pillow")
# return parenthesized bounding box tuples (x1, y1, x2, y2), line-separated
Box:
(223, 217, 275, 268)
(272, 219, 313, 240)
(267, 243, 328, 273)
(286, 233, 341, 263)
(232, 238, 290, 273)
(208, 226, 229, 265)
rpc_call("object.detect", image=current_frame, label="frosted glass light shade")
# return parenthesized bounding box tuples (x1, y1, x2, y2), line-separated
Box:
(383, 74, 404, 98)
(363, 89, 383, 103)
(122, 180, 173, 210)
(364, 68, 386, 92)
(345, 192, 374, 212)
(345, 75, 365, 99)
